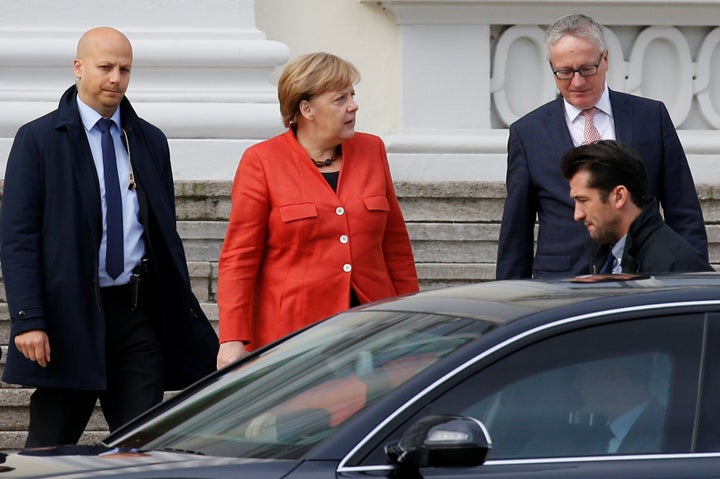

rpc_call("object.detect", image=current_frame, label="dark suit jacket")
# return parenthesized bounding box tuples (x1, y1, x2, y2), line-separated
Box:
(617, 399, 665, 454)
(1, 85, 218, 391)
(496, 90, 708, 280)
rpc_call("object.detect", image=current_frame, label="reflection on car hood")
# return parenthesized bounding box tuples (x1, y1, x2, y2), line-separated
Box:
(0, 447, 301, 478)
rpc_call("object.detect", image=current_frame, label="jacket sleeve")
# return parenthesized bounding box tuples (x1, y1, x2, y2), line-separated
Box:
(216, 148, 269, 344)
(0, 125, 48, 334)
(378, 140, 419, 295)
(655, 103, 709, 259)
(496, 125, 538, 279)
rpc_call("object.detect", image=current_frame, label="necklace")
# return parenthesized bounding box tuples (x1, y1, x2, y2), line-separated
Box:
(311, 145, 342, 167)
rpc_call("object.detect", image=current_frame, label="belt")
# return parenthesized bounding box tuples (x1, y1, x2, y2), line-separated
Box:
(101, 258, 150, 311)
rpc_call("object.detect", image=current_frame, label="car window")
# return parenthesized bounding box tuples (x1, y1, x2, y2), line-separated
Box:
(697, 313, 720, 451)
(361, 313, 704, 464)
(470, 352, 670, 457)
(109, 310, 494, 459)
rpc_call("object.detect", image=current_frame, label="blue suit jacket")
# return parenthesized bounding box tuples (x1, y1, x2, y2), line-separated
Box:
(496, 89, 708, 279)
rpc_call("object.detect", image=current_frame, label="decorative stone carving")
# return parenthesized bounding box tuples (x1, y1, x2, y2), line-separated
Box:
(371, 0, 720, 182)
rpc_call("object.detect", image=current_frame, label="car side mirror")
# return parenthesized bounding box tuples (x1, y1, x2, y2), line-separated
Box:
(385, 415, 491, 468)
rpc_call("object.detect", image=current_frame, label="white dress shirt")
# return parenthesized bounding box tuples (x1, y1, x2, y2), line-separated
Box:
(564, 84, 616, 147)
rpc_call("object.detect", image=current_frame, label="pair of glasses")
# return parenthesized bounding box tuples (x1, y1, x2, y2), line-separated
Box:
(550, 51, 605, 80)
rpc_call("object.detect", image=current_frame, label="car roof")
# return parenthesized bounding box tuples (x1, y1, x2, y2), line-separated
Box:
(360, 272, 720, 324)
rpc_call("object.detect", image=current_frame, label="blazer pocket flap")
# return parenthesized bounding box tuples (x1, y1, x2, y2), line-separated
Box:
(363, 195, 390, 212)
(279, 203, 318, 222)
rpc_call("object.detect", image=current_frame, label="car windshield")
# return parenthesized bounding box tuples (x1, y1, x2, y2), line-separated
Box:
(108, 309, 494, 459)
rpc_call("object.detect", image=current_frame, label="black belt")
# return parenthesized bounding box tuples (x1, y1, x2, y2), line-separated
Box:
(101, 258, 149, 311)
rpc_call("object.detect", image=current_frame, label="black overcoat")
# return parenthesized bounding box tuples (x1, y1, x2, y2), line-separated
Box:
(1, 85, 218, 390)
(586, 199, 713, 275)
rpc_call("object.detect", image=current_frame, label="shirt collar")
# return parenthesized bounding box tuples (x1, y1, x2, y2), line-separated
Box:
(609, 400, 649, 444)
(76, 94, 122, 132)
(612, 235, 627, 264)
(565, 83, 612, 122)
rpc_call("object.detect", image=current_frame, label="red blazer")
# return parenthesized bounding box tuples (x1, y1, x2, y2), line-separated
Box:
(218, 130, 418, 350)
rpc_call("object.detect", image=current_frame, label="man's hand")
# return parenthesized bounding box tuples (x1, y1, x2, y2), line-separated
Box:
(15, 330, 51, 367)
(217, 340, 249, 369)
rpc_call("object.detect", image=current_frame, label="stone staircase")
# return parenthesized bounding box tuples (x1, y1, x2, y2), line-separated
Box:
(0, 180, 717, 450)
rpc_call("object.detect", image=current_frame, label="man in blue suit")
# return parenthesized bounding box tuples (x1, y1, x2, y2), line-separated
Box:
(496, 13, 708, 280)
(1, 27, 218, 447)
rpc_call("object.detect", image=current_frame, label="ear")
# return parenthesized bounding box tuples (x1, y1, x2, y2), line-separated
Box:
(613, 185, 629, 209)
(73, 58, 83, 79)
(299, 99, 313, 121)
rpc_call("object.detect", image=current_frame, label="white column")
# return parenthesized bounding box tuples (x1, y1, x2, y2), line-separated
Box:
(369, 1, 507, 181)
(0, 0, 289, 180)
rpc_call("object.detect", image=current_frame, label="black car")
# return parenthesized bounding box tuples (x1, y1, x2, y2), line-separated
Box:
(3, 273, 720, 478)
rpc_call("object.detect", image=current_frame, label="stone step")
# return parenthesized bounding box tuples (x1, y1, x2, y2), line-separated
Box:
(174, 180, 232, 221)
(0, 389, 178, 451)
(0, 304, 217, 383)
(0, 388, 108, 450)
(0, 431, 107, 452)
(6, 180, 720, 221)
(171, 181, 508, 222)
(177, 221, 506, 264)
(0, 302, 217, 336)
(170, 180, 720, 224)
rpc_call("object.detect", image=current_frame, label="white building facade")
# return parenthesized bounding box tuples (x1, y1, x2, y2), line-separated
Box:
(2, 0, 720, 182)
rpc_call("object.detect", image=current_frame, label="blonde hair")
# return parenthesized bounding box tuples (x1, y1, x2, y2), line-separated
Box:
(278, 52, 360, 128)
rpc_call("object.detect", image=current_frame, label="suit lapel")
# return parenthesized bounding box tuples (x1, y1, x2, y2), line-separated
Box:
(618, 400, 664, 454)
(69, 123, 103, 246)
(545, 95, 574, 154)
(126, 129, 169, 228)
(610, 89, 633, 145)
(135, 175, 151, 237)
(125, 127, 174, 263)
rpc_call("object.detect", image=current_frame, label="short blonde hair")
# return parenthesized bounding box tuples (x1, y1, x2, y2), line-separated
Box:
(278, 52, 360, 128)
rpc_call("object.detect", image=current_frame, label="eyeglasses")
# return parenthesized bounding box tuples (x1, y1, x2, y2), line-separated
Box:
(550, 52, 605, 80)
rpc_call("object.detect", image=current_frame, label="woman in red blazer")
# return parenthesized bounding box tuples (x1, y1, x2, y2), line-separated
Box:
(216, 52, 419, 367)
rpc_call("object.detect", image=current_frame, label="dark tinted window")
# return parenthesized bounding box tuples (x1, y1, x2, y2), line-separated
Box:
(697, 313, 720, 452)
(365, 313, 704, 463)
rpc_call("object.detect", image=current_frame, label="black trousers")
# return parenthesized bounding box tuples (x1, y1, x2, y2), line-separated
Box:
(25, 283, 164, 448)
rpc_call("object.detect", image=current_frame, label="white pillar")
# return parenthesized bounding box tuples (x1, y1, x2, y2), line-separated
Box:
(0, 0, 289, 180)
(371, 1, 507, 181)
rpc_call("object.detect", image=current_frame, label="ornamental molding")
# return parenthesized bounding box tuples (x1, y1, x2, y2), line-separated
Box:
(366, 0, 720, 182)
(370, 0, 720, 25)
